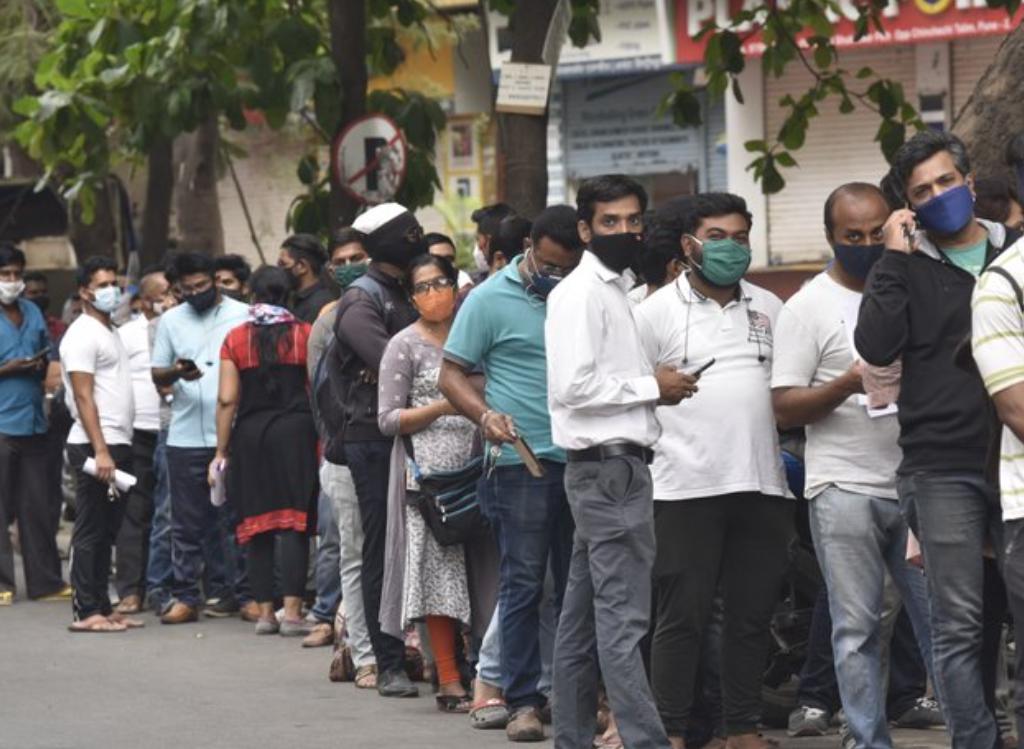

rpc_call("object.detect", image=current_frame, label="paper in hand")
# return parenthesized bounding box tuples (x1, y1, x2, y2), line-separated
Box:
(82, 458, 137, 493)
(210, 460, 227, 507)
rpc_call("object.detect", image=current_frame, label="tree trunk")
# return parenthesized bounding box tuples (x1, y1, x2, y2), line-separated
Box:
(174, 116, 224, 254)
(952, 24, 1024, 185)
(328, 0, 367, 233)
(141, 137, 173, 267)
(5, 142, 40, 178)
(69, 180, 118, 264)
(496, 0, 557, 219)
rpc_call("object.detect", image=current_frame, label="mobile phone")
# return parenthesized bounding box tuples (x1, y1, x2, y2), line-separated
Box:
(684, 358, 716, 377)
(31, 345, 50, 360)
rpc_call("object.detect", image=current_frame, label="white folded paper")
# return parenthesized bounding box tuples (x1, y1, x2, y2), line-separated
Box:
(210, 460, 227, 507)
(83, 457, 137, 493)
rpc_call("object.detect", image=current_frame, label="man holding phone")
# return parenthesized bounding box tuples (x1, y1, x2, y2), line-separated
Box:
(634, 193, 791, 749)
(151, 252, 252, 624)
(0, 242, 68, 606)
(855, 131, 1022, 749)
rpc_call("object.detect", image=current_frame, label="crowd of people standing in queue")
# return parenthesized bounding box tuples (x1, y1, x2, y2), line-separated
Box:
(5, 128, 1024, 749)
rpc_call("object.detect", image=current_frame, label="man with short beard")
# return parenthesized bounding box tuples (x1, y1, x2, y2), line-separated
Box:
(331, 203, 427, 697)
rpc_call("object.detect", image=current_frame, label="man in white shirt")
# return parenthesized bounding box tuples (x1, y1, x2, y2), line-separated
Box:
(546, 175, 696, 749)
(635, 193, 792, 749)
(61, 256, 139, 632)
(113, 269, 173, 615)
(772, 183, 934, 749)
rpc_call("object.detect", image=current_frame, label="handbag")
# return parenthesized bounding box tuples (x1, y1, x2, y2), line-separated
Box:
(406, 455, 489, 547)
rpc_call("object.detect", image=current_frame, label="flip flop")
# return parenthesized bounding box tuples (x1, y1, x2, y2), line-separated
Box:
(470, 697, 509, 729)
(108, 613, 145, 629)
(68, 616, 127, 633)
(436, 694, 473, 713)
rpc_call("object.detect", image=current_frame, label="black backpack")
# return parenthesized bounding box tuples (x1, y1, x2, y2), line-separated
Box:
(314, 274, 393, 464)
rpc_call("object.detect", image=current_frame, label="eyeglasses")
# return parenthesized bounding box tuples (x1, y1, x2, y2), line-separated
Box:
(411, 277, 455, 296)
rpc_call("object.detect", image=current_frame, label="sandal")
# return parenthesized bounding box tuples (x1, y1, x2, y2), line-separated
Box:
(68, 614, 127, 633)
(436, 694, 473, 713)
(107, 612, 145, 629)
(469, 697, 509, 730)
(354, 664, 378, 689)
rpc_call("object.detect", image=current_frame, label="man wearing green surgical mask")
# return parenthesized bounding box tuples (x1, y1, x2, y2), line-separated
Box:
(635, 192, 794, 749)
(328, 228, 371, 292)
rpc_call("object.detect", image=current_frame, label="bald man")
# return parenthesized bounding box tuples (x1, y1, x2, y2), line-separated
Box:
(113, 270, 174, 614)
(771, 184, 935, 747)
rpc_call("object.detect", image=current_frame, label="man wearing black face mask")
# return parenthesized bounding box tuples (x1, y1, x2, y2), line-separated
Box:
(330, 203, 425, 698)
(278, 234, 336, 323)
(23, 272, 67, 347)
(855, 132, 1024, 749)
(772, 184, 936, 749)
(439, 205, 584, 740)
(151, 252, 255, 625)
(546, 175, 697, 749)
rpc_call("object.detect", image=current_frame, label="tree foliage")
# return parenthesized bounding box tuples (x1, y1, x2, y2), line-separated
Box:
(665, 0, 1020, 193)
(11, 0, 447, 238)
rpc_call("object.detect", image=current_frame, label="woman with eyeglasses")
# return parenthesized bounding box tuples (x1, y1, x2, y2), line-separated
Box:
(377, 254, 476, 712)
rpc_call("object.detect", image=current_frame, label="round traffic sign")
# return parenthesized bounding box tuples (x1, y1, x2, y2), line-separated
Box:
(331, 115, 409, 205)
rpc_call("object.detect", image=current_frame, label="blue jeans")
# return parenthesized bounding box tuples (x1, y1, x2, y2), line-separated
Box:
(310, 488, 341, 623)
(146, 430, 172, 610)
(899, 471, 1001, 749)
(480, 461, 573, 710)
(810, 487, 933, 749)
(167, 446, 250, 607)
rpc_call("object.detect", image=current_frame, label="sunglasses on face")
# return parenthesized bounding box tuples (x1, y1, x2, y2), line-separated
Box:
(411, 277, 455, 296)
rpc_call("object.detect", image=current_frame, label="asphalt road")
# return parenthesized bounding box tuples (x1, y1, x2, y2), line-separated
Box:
(0, 554, 952, 749)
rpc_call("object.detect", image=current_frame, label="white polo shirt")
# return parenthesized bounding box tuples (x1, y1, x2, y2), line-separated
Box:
(634, 273, 789, 501)
(118, 315, 162, 433)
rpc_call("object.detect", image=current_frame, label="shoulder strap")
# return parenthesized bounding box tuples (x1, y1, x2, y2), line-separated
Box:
(348, 273, 393, 328)
(986, 265, 1024, 312)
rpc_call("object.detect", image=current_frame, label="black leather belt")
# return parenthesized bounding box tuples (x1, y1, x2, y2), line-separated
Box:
(566, 443, 653, 465)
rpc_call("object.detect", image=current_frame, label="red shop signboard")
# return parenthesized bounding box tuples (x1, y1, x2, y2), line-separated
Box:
(675, 0, 1023, 64)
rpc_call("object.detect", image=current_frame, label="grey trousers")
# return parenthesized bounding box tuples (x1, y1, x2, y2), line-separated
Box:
(553, 455, 670, 749)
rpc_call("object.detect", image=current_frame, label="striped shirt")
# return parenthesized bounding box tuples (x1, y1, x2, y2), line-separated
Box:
(972, 239, 1024, 520)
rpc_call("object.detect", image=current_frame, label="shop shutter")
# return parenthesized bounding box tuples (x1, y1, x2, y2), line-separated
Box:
(951, 35, 1003, 119)
(764, 46, 917, 264)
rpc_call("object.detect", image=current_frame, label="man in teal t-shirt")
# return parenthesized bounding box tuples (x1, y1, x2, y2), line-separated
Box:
(439, 206, 583, 735)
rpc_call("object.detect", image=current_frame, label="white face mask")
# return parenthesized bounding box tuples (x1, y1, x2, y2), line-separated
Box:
(0, 280, 25, 306)
(152, 301, 165, 316)
(91, 286, 122, 314)
(472, 245, 488, 272)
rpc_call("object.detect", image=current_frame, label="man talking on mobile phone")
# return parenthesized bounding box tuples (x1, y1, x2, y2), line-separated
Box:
(855, 131, 1022, 749)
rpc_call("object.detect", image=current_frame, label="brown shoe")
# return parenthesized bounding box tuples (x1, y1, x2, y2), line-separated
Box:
(115, 594, 142, 615)
(160, 602, 199, 625)
(507, 707, 545, 742)
(239, 601, 261, 623)
(303, 622, 335, 648)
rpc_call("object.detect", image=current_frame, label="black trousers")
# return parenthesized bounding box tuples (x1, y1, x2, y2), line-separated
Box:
(651, 493, 794, 736)
(0, 434, 65, 598)
(247, 530, 308, 603)
(66, 442, 133, 620)
(345, 440, 406, 674)
(114, 430, 157, 599)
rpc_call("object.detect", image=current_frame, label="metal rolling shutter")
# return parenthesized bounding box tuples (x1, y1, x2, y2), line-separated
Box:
(951, 35, 1003, 119)
(764, 46, 917, 264)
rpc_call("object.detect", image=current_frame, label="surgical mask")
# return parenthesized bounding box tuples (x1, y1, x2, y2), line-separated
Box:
(185, 286, 217, 314)
(524, 250, 565, 300)
(833, 243, 886, 280)
(334, 262, 368, 289)
(473, 245, 489, 272)
(413, 288, 456, 323)
(589, 232, 644, 275)
(91, 286, 122, 314)
(689, 236, 751, 288)
(0, 280, 25, 306)
(915, 184, 974, 236)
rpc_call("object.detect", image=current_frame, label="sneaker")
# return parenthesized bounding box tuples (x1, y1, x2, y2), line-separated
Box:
(255, 618, 280, 635)
(892, 697, 944, 729)
(377, 668, 420, 698)
(788, 705, 831, 737)
(203, 597, 239, 618)
(507, 707, 545, 742)
(279, 618, 314, 637)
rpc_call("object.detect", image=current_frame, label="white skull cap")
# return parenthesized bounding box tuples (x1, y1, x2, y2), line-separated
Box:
(352, 203, 409, 234)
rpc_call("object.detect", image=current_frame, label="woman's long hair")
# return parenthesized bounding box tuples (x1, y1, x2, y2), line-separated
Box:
(249, 265, 294, 396)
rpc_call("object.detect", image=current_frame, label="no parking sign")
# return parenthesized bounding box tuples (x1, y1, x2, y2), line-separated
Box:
(331, 115, 408, 205)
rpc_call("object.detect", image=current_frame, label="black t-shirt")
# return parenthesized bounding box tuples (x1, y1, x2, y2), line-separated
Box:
(293, 280, 338, 323)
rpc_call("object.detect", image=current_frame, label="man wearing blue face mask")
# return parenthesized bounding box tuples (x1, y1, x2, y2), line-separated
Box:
(856, 131, 1023, 749)
(635, 192, 792, 749)
(60, 256, 137, 631)
(439, 205, 584, 740)
(772, 183, 936, 748)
